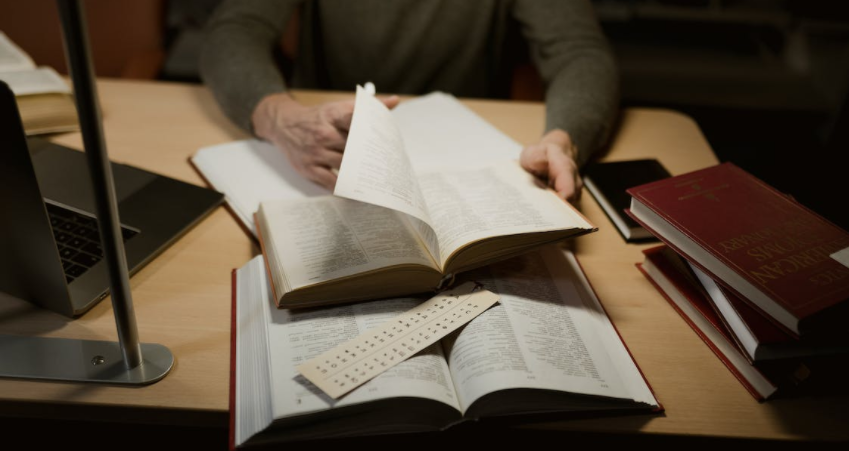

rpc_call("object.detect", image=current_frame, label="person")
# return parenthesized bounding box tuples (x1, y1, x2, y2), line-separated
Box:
(200, 0, 618, 202)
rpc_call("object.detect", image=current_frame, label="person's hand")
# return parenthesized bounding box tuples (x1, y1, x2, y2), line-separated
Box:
(252, 92, 400, 189)
(519, 129, 582, 203)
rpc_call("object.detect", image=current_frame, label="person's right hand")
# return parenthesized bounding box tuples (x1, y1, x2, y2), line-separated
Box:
(252, 92, 400, 189)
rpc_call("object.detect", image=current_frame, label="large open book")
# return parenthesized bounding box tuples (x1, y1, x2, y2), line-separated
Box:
(256, 86, 596, 308)
(231, 246, 660, 446)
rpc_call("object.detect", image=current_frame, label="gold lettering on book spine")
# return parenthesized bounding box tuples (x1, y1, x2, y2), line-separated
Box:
(748, 237, 849, 286)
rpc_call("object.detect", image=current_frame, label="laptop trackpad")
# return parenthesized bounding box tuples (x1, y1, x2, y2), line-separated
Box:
(30, 140, 156, 216)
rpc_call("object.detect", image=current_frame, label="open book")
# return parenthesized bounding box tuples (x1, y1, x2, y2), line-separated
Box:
(0, 32, 78, 135)
(256, 86, 596, 308)
(191, 90, 528, 237)
(231, 246, 661, 446)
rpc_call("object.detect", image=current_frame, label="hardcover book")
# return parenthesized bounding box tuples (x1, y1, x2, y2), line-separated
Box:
(231, 247, 660, 447)
(638, 246, 811, 401)
(689, 262, 849, 362)
(627, 162, 849, 337)
(256, 86, 595, 309)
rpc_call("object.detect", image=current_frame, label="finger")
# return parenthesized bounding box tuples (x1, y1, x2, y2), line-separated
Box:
(380, 95, 400, 110)
(570, 176, 583, 203)
(519, 144, 549, 178)
(314, 125, 348, 151)
(314, 148, 344, 170)
(546, 146, 578, 200)
(326, 100, 356, 132)
(305, 165, 338, 190)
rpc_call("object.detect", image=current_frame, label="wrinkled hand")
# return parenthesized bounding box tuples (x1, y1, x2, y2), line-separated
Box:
(519, 129, 582, 203)
(252, 93, 400, 189)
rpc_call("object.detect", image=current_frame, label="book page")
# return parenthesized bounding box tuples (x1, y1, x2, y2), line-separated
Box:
(192, 139, 328, 236)
(445, 247, 656, 414)
(0, 32, 35, 71)
(260, 196, 438, 290)
(0, 67, 71, 96)
(419, 161, 592, 269)
(393, 92, 522, 173)
(265, 295, 462, 420)
(334, 85, 432, 226)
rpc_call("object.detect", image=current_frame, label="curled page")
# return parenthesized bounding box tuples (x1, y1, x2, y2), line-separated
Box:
(334, 85, 432, 226)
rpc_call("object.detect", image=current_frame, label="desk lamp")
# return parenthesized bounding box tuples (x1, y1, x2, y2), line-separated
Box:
(0, 0, 173, 385)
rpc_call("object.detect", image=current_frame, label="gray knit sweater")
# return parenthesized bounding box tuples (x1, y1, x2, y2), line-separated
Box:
(199, 0, 618, 165)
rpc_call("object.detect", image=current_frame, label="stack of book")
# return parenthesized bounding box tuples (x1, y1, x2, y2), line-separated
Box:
(627, 162, 849, 400)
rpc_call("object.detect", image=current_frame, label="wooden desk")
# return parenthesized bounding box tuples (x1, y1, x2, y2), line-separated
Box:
(1, 79, 847, 443)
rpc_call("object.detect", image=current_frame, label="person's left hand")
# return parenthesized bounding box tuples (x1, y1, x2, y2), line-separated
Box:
(519, 129, 582, 203)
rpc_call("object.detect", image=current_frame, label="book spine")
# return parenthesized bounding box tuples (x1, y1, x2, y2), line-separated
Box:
(229, 268, 238, 451)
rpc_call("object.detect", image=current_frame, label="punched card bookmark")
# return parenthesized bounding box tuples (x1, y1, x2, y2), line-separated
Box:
(297, 282, 499, 399)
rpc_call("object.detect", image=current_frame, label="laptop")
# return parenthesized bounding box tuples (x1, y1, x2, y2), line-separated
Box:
(0, 80, 223, 317)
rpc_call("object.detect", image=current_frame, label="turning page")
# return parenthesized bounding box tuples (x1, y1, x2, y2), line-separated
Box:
(0, 32, 35, 71)
(334, 85, 431, 225)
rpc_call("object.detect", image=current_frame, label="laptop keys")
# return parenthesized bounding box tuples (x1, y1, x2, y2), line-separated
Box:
(45, 203, 138, 282)
(71, 252, 100, 268)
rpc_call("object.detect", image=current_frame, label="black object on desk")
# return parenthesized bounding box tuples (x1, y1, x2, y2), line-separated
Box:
(583, 159, 671, 243)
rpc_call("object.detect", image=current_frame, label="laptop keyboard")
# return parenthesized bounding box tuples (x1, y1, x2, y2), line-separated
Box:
(46, 203, 139, 283)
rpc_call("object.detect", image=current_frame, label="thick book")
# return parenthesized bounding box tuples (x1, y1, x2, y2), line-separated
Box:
(0, 32, 78, 135)
(231, 247, 661, 447)
(255, 86, 596, 309)
(689, 262, 849, 362)
(638, 246, 810, 401)
(627, 162, 849, 337)
(582, 159, 670, 242)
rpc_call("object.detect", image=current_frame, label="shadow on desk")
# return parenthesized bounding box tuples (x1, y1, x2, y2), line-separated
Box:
(0, 292, 78, 336)
(8, 416, 847, 450)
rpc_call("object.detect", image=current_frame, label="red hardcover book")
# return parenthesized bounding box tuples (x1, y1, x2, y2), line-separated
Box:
(627, 162, 849, 337)
(688, 261, 849, 363)
(637, 246, 800, 401)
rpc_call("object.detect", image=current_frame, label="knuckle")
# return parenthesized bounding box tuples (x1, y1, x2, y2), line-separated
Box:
(314, 127, 337, 144)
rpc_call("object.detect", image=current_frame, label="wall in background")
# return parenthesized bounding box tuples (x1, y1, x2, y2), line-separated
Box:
(0, 0, 165, 78)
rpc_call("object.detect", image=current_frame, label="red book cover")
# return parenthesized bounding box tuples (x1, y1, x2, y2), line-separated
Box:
(638, 246, 778, 400)
(627, 162, 849, 336)
(693, 261, 849, 362)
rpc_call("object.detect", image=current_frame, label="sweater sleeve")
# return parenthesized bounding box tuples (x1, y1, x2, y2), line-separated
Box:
(512, 0, 619, 166)
(198, 0, 300, 133)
